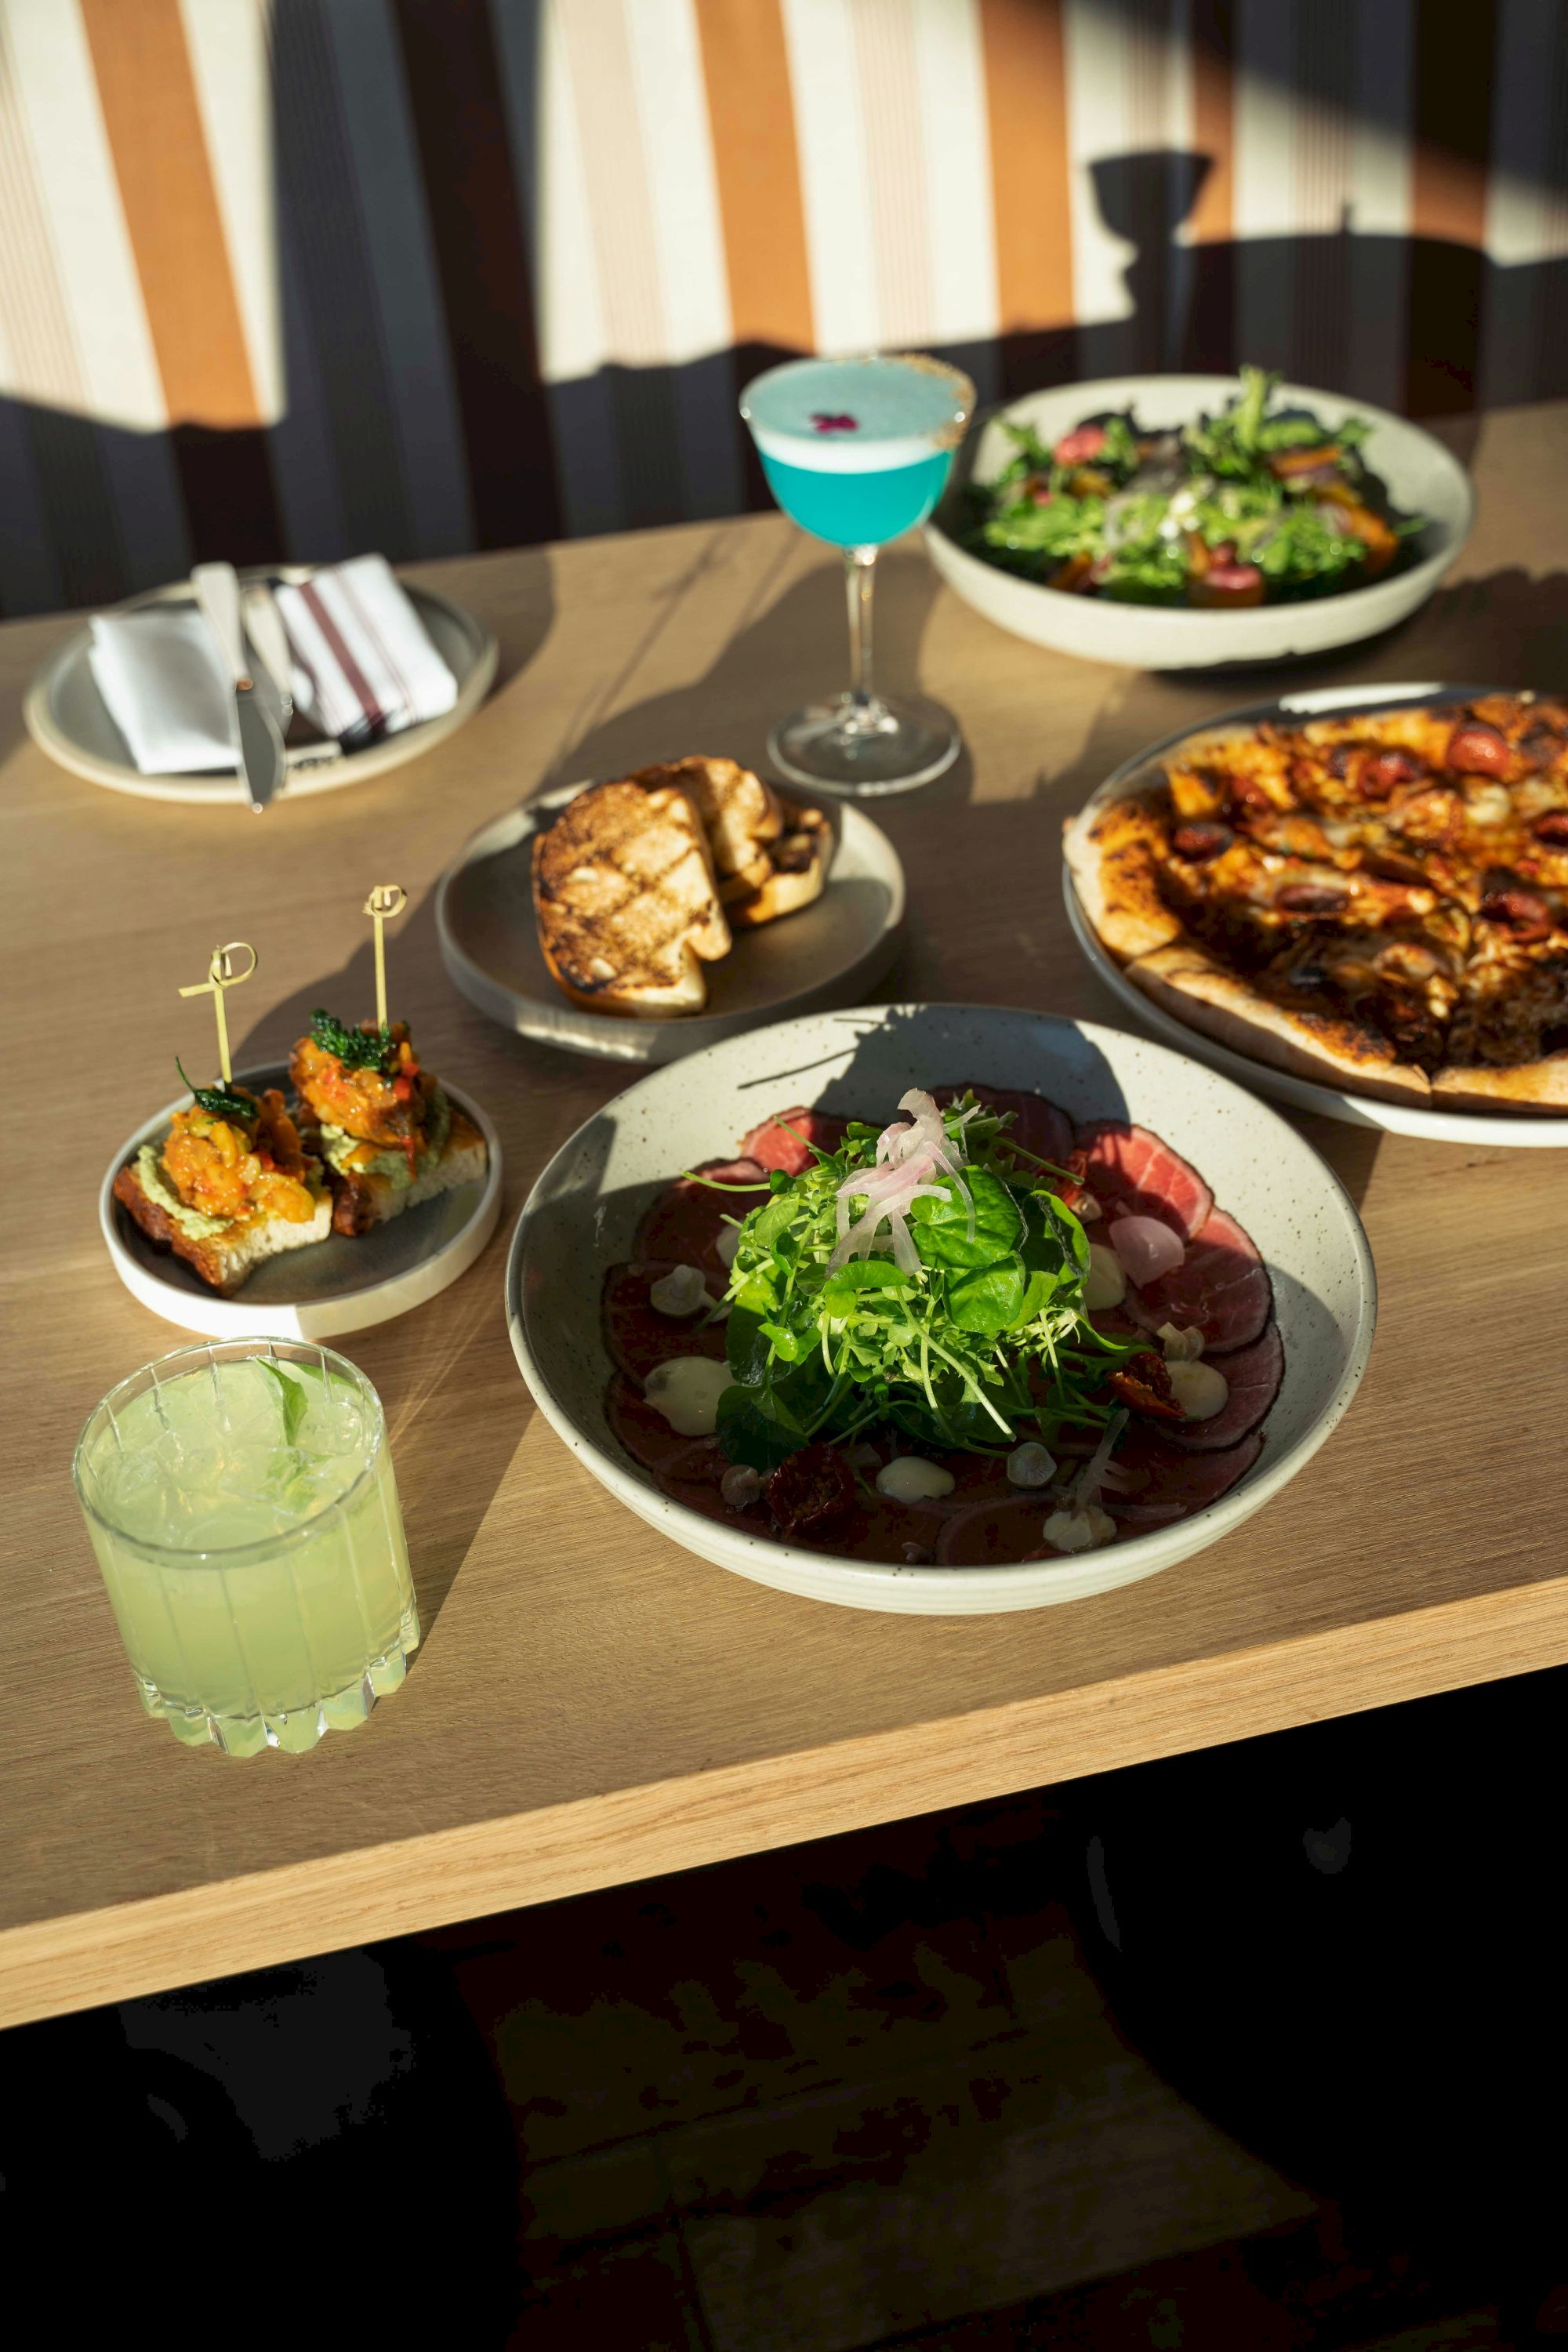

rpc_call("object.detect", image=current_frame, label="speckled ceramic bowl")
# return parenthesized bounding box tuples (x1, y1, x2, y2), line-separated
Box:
(505, 1006, 1376, 1614)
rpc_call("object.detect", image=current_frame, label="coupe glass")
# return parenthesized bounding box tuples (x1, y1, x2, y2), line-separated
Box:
(72, 1338, 419, 1757)
(740, 351, 974, 794)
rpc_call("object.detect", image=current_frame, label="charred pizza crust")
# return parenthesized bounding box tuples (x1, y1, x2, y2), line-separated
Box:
(1067, 693, 1568, 1112)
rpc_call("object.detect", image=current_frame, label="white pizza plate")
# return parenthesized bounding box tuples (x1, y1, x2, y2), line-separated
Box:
(506, 1004, 1375, 1616)
(1065, 681, 1568, 1146)
(926, 375, 1472, 670)
(25, 569, 497, 804)
(103, 1066, 502, 1338)
(437, 784, 906, 1064)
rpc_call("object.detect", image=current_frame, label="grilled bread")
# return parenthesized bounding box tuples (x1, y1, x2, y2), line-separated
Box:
(631, 757, 783, 897)
(725, 799, 833, 930)
(113, 1155, 332, 1294)
(312, 1097, 490, 1235)
(532, 778, 732, 1017)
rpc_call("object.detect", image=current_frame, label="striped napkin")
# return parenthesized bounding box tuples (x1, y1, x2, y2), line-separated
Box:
(275, 555, 457, 746)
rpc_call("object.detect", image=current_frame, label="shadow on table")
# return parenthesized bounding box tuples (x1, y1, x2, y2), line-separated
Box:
(227, 882, 539, 1646)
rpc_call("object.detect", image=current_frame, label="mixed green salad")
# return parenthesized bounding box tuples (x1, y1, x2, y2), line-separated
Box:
(709, 1091, 1134, 1473)
(961, 366, 1423, 607)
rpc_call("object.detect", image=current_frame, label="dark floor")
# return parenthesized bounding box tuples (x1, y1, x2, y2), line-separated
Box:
(413, 1785, 1555, 2350)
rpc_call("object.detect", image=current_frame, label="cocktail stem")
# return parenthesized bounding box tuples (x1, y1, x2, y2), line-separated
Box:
(844, 546, 877, 710)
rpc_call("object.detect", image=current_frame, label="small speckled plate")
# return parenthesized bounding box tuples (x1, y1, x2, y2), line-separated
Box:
(103, 1064, 502, 1340)
(505, 1004, 1376, 1614)
(437, 786, 906, 1064)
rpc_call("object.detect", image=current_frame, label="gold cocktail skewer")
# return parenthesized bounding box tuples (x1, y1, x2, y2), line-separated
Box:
(178, 942, 257, 1084)
(364, 884, 407, 1032)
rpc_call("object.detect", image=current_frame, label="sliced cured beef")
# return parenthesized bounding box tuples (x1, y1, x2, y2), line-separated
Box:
(1165, 1322, 1283, 1452)
(737, 1107, 848, 1174)
(1103, 1425, 1263, 1527)
(1076, 1121, 1214, 1240)
(606, 1373, 728, 1482)
(634, 1158, 768, 1282)
(603, 1263, 728, 1385)
(1123, 1207, 1271, 1353)
(932, 1083, 1074, 1169)
(936, 1494, 1064, 1566)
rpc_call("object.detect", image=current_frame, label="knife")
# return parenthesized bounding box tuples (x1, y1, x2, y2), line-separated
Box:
(192, 562, 285, 812)
(241, 580, 295, 731)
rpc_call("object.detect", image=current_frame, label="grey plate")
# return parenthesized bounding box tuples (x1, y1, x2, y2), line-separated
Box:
(24, 568, 497, 805)
(506, 1004, 1377, 1614)
(1065, 680, 1568, 1145)
(101, 1065, 503, 1339)
(437, 785, 906, 1063)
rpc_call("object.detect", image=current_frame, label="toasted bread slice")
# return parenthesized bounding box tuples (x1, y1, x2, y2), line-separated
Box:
(724, 800, 833, 929)
(113, 1152, 332, 1294)
(532, 779, 732, 1017)
(632, 757, 782, 895)
(318, 1102, 489, 1235)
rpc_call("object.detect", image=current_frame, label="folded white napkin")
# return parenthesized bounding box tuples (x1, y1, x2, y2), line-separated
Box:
(88, 607, 238, 775)
(275, 555, 457, 746)
(88, 555, 458, 774)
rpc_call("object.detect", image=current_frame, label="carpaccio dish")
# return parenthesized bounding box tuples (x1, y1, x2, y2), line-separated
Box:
(602, 1084, 1280, 1570)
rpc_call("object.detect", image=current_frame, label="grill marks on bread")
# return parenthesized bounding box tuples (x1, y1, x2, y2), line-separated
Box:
(532, 779, 731, 1017)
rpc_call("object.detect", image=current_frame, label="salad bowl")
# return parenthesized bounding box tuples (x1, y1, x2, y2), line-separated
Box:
(506, 1005, 1376, 1615)
(925, 375, 1472, 670)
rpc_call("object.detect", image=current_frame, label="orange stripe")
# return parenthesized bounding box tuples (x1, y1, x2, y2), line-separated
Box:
(78, 0, 261, 430)
(1187, 3, 1234, 246)
(977, 0, 1075, 390)
(691, 0, 814, 354)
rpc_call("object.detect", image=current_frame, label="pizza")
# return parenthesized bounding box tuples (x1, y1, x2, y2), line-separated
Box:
(1065, 692, 1568, 1112)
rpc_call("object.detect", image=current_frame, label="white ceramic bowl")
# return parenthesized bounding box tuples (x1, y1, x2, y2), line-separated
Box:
(924, 376, 1473, 670)
(1064, 681, 1568, 1147)
(505, 1005, 1376, 1615)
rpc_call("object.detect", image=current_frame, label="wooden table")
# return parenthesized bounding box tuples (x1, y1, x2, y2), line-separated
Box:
(5, 403, 1567, 2030)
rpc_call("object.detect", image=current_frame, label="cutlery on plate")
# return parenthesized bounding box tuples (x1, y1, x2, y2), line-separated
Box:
(241, 581, 295, 731)
(191, 561, 286, 813)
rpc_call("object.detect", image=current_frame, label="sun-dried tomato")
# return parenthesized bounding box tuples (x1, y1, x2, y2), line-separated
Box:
(1108, 1352, 1185, 1424)
(766, 1443, 855, 1539)
(1532, 811, 1568, 846)
(1362, 748, 1426, 794)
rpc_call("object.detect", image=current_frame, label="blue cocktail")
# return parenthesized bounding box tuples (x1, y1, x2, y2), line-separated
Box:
(741, 353, 974, 793)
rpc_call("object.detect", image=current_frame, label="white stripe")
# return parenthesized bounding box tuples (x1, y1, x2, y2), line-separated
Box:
(325, 0, 474, 556)
(1065, 0, 1194, 371)
(1231, 0, 1298, 373)
(514, 0, 623, 532)
(779, 0, 878, 354)
(177, 0, 282, 421)
(621, 0, 742, 517)
(622, 0, 732, 365)
(1, 0, 169, 430)
(909, 0, 999, 351)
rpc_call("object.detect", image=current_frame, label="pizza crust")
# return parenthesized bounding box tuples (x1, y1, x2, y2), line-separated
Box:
(1126, 942, 1433, 1104)
(1431, 1058, 1568, 1113)
(1062, 794, 1185, 961)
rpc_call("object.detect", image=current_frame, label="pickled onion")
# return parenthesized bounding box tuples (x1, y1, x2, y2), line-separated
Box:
(1109, 1214, 1186, 1287)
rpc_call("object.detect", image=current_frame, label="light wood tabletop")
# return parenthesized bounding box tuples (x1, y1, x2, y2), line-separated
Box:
(5, 402, 1567, 2029)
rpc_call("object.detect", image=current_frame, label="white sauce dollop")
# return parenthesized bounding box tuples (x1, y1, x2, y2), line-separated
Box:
(1042, 1502, 1116, 1554)
(649, 1263, 708, 1317)
(1083, 1243, 1127, 1311)
(1167, 1359, 1229, 1421)
(1007, 1441, 1058, 1488)
(876, 1457, 956, 1504)
(644, 1358, 730, 1436)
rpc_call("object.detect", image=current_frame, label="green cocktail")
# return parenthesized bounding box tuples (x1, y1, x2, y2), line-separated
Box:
(73, 1340, 419, 1757)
